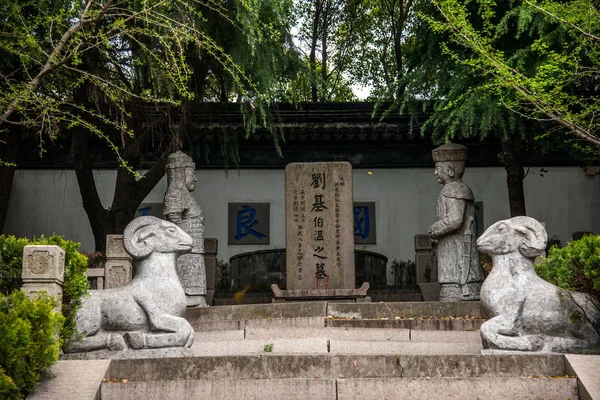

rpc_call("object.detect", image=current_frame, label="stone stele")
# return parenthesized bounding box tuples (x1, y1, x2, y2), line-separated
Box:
(284, 162, 356, 291)
(428, 143, 484, 301)
(477, 216, 600, 353)
(65, 216, 195, 353)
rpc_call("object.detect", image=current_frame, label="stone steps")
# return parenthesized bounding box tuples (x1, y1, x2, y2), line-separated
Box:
(39, 299, 600, 400)
(99, 354, 578, 400)
(185, 301, 485, 332)
(100, 376, 579, 400)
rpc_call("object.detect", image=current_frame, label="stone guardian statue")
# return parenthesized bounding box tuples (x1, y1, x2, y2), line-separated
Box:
(164, 151, 208, 307)
(428, 143, 484, 301)
(65, 216, 195, 353)
(477, 216, 599, 353)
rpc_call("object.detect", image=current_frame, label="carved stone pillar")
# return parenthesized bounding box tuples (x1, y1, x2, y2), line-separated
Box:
(104, 234, 133, 289)
(21, 245, 65, 311)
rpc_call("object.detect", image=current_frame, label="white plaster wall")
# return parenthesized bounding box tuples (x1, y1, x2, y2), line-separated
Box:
(5, 167, 600, 282)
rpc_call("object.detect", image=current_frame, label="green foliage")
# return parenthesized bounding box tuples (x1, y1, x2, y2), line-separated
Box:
(292, 0, 372, 101)
(0, 290, 64, 399)
(262, 343, 274, 352)
(536, 234, 600, 293)
(426, 0, 600, 150)
(536, 234, 600, 336)
(0, 236, 29, 294)
(0, 0, 297, 166)
(0, 234, 89, 349)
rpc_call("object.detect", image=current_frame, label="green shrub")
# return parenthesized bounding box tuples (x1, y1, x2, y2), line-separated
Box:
(0, 234, 89, 349)
(536, 234, 600, 336)
(0, 236, 29, 294)
(0, 290, 64, 399)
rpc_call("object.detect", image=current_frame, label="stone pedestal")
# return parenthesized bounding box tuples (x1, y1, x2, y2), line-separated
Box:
(21, 245, 65, 310)
(204, 238, 218, 306)
(104, 235, 133, 289)
(273, 162, 368, 302)
(414, 234, 439, 301)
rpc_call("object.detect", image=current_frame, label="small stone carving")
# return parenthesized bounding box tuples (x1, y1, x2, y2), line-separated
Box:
(164, 151, 208, 307)
(27, 251, 52, 274)
(428, 143, 484, 301)
(477, 216, 600, 353)
(65, 216, 195, 353)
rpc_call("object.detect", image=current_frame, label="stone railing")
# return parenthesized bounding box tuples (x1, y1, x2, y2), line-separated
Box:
(86, 235, 133, 290)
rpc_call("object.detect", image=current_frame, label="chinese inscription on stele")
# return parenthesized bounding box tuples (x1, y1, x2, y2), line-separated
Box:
(284, 162, 355, 291)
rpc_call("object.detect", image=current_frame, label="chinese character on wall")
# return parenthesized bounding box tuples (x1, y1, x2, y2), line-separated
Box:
(228, 203, 270, 244)
(353, 202, 376, 244)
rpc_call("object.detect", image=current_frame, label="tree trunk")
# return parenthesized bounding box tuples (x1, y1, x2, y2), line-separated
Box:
(500, 135, 527, 217)
(320, 1, 329, 102)
(72, 125, 172, 251)
(309, 0, 323, 102)
(0, 128, 19, 232)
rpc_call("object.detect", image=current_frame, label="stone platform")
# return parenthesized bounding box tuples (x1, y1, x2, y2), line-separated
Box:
(32, 302, 600, 399)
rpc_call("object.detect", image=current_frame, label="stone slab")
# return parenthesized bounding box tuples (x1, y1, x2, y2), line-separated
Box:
(62, 347, 195, 361)
(63, 338, 328, 360)
(336, 377, 578, 400)
(185, 302, 327, 321)
(28, 360, 111, 400)
(104, 354, 567, 382)
(194, 330, 245, 341)
(325, 317, 485, 331)
(271, 282, 369, 301)
(191, 316, 326, 332)
(285, 162, 355, 290)
(329, 340, 483, 355)
(245, 327, 410, 341)
(409, 330, 482, 343)
(189, 338, 328, 356)
(101, 378, 336, 400)
(419, 282, 440, 301)
(565, 354, 600, 400)
(327, 301, 483, 319)
(369, 291, 423, 302)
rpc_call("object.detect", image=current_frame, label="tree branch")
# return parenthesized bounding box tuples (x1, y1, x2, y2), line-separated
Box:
(1, 0, 115, 123)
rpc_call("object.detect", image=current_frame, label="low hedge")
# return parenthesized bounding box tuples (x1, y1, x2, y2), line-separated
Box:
(0, 290, 64, 399)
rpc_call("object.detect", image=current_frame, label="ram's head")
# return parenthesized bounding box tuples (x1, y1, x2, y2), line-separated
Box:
(123, 216, 193, 259)
(477, 216, 547, 259)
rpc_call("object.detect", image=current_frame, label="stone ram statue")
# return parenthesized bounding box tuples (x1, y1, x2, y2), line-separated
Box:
(477, 216, 599, 353)
(65, 216, 195, 353)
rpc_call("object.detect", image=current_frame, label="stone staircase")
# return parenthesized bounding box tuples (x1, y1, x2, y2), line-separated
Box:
(34, 301, 599, 399)
(104, 302, 578, 399)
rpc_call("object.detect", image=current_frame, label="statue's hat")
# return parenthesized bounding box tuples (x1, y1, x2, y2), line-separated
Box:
(432, 142, 468, 163)
(166, 151, 195, 169)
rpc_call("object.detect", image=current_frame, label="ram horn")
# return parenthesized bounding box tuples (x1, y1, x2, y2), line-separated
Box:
(512, 216, 548, 259)
(123, 216, 159, 259)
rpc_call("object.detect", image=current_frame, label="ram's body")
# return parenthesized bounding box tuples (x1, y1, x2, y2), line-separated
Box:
(477, 216, 599, 353)
(65, 216, 195, 352)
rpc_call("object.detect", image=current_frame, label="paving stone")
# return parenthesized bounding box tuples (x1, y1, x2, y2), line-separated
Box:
(336, 376, 578, 400)
(329, 340, 483, 355)
(101, 378, 336, 400)
(28, 360, 110, 400)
